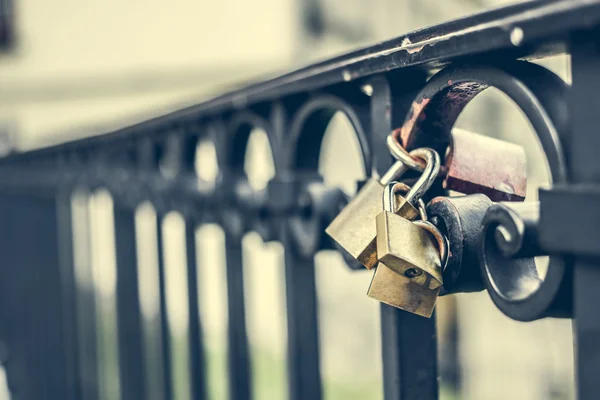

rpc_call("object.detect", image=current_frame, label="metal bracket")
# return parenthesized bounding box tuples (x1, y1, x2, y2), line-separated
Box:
(539, 184, 600, 257)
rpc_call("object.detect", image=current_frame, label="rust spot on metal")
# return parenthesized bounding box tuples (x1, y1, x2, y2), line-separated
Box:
(428, 197, 445, 205)
(393, 97, 431, 148)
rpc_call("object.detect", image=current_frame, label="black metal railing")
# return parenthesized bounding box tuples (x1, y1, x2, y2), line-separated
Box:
(1, 0, 600, 399)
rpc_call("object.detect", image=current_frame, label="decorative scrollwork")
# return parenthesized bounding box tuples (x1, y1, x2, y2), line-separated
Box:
(393, 61, 573, 320)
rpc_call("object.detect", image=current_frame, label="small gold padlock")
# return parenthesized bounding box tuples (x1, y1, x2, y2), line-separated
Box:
(368, 263, 438, 317)
(368, 220, 447, 317)
(375, 182, 443, 288)
(325, 148, 438, 270)
(368, 181, 447, 317)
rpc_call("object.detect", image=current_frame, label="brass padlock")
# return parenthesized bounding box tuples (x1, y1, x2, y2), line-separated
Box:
(325, 148, 439, 270)
(368, 194, 447, 318)
(367, 225, 448, 318)
(375, 178, 444, 287)
(368, 228, 447, 317)
(368, 263, 438, 317)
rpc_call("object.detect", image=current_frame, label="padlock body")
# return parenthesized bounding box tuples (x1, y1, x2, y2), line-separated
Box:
(326, 179, 419, 269)
(376, 211, 443, 289)
(368, 263, 440, 318)
(444, 129, 527, 201)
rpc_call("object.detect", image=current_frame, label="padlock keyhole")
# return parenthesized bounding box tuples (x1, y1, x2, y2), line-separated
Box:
(404, 268, 423, 278)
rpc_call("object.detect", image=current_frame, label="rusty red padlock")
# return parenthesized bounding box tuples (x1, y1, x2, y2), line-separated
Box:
(388, 128, 527, 202)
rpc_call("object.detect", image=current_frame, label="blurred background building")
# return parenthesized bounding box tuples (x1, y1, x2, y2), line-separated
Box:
(0, 0, 575, 399)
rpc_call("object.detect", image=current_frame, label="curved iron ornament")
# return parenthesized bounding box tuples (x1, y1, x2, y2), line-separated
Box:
(285, 93, 370, 258)
(218, 111, 276, 239)
(390, 61, 571, 320)
(480, 201, 573, 321)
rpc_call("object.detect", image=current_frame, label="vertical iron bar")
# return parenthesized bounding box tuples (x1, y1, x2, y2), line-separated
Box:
(72, 191, 99, 400)
(380, 306, 438, 400)
(282, 231, 322, 400)
(114, 205, 146, 400)
(269, 101, 322, 399)
(0, 191, 79, 399)
(156, 216, 174, 400)
(185, 223, 207, 400)
(56, 191, 84, 400)
(224, 233, 252, 400)
(370, 75, 439, 400)
(569, 31, 600, 400)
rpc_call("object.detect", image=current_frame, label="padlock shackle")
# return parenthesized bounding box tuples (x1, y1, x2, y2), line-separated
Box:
(404, 148, 440, 205)
(383, 182, 399, 212)
(379, 160, 410, 185)
(383, 182, 427, 219)
(413, 220, 448, 271)
(386, 135, 424, 171)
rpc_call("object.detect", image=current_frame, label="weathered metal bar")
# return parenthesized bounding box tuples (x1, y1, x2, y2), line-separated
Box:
(569, 30, 600, 400)
(282, 232, 322, 400)
(56, 191, 85, 400)
(156, 216, 174, 400)
(185, 223, 207, 400)
(114, 206, 146, 400)
(71, 191, 100, 400)
(224, 234, 252, 400)
(380, 305, 438, 400)
(1, 0, 599, 165)
(0, 191, 80, 399)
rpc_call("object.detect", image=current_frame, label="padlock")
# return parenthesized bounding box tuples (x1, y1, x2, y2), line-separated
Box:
(330, 182, 427, 271)
(368, 263, 438, 317)
(368, 192, 447, 318)
(443, 128, 526, 201)
(375, 180, 444, 288)
(325, 147, 439, 270)
(388, 128, 527, 202)
(368, 219, 447, 317)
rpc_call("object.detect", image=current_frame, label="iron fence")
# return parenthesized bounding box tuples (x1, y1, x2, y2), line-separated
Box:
(0, 0, 599, 399)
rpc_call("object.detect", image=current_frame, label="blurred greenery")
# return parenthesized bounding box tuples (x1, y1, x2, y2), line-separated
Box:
(98, 311, 461, 400)
(97, 302, 121, 400)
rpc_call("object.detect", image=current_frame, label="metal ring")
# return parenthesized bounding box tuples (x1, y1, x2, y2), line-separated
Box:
(392, 61, 571, 321)
(386, 133, 425, 171)
(413, 220, 449, 271)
